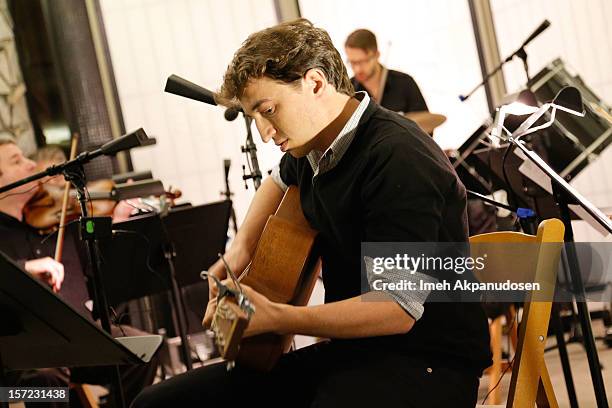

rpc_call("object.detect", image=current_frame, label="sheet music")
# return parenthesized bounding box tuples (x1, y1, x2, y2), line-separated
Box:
(569, 204, 611, 237)
(514, 147, 553, 194)
(515, 140, 612, 235)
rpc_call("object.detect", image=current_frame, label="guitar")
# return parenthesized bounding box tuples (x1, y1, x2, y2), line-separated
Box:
(209, 185, 321, 371)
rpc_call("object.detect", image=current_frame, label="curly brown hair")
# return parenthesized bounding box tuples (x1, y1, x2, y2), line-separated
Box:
(217, 18, 354, 107)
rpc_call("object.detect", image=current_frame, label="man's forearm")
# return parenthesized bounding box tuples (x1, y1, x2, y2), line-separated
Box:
(209, 178, 285, 280)
(275, 295, 415, 339)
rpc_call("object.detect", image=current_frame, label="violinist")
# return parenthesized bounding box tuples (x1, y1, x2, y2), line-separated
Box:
(0, 138, 65, 290)
(0, 137, 158, 406)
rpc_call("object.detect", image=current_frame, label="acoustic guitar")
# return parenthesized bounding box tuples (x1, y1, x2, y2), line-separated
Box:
(210, 185, 321, 371)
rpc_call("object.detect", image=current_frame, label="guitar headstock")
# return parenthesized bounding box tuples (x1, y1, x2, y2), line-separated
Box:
(204, 255, 255, 364)
(210, 296, 251, 361)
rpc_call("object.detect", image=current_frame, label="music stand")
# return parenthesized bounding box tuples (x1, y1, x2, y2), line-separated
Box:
(99, 200, 231, 302)
(498, 87, 612, 407)
(0, 251, 162, 408)
(98, 200, 232, 369)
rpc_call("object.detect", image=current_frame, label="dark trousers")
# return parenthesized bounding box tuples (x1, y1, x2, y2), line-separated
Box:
(132, 340, 479, 408)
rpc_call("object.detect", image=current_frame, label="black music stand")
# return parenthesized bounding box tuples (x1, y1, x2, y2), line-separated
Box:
(99, 200, 231, 302)
(98, 200, 232, 369)
(510, 139, 611, 407)
(460, 85, 611, 406)
(0, 251, 162, 408)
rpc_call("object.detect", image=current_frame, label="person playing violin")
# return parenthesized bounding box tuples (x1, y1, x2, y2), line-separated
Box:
(31, 144, 135, 223)
(0, 138, 66, 290)
(132, 19, 491, 408)
(0, 137, 158, 406)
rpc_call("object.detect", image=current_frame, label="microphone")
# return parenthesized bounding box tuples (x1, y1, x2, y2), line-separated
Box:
(100, 128, 156, 156)
(224, 159, 231, 179)
(521, 20, 550, 48)
(165, 74, 218, 106)
(224, 108, 240, 121)
(165, 74, 244, 121)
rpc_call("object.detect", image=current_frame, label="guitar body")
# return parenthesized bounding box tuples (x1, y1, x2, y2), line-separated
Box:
(236, 186, 320, 371)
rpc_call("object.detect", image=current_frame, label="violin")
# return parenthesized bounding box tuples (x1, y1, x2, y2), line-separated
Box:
(23, 179, 117, 233)
(25, 134, 183, 232)
(24, 178, 184, 232)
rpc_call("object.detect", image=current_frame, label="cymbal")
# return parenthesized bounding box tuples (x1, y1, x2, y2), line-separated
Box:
(404, 111, 447, 133)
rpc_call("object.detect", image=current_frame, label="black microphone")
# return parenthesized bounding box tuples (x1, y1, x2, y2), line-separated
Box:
(521, 20, 550, 48)
(165, 74, 245, 120)
(224, 108, 240, 121)
(223, 159, 231, 180)
(165, 74, 218, 106)
(100, 128, 155, 156)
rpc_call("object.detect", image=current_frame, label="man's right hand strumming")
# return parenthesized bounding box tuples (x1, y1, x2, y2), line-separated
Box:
(202, 178, 285, 329)
(202, 248, 251, 329)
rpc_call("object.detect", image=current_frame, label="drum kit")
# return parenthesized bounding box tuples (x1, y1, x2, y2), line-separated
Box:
(452, 58, 612, 198)
(404, 110, 447, 134)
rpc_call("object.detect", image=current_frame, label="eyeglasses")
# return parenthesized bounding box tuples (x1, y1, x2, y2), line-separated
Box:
(346, 55, 376, 68)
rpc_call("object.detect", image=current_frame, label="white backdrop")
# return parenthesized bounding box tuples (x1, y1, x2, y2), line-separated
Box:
(101, 0, 612, 241)
(299, 0, 491, 151)
(100, 0, 281, 224)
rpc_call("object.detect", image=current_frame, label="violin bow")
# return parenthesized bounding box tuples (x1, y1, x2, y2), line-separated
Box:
(54, 133, 79, 262)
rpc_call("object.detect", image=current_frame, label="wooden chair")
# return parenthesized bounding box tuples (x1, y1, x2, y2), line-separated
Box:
(471, 218, 565, 408)
(484, 304, 518, 404)
(72, 383, 99, 407)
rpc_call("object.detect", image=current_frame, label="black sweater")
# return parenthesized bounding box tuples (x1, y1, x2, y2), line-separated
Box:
(279, 99, 492, 373)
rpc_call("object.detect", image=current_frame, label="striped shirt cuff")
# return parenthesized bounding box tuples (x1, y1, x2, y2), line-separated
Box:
(364, 256, 437, 321)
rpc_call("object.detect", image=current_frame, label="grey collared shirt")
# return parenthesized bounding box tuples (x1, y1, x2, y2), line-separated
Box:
(269, 92, 428, 320)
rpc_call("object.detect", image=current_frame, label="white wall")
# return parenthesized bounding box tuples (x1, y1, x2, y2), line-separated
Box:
(99, 0, 281, 223)
(299, 0, 491, 150)
(0, 0, 36, 155)
(491, 0, 612, 241)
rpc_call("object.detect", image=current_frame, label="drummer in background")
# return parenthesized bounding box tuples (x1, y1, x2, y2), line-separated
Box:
(345, 28, 429, 114)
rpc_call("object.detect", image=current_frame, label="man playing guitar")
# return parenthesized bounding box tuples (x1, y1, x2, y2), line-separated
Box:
(133, 19, 491, 408)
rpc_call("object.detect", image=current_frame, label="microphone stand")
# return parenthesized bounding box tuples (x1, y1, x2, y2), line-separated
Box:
(508, 136, 610, 408)
(157, 211, 193, 371)
(221, 159, 239, 234)
(460, 20, 550, 102)
(241, 115, 262, 190)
